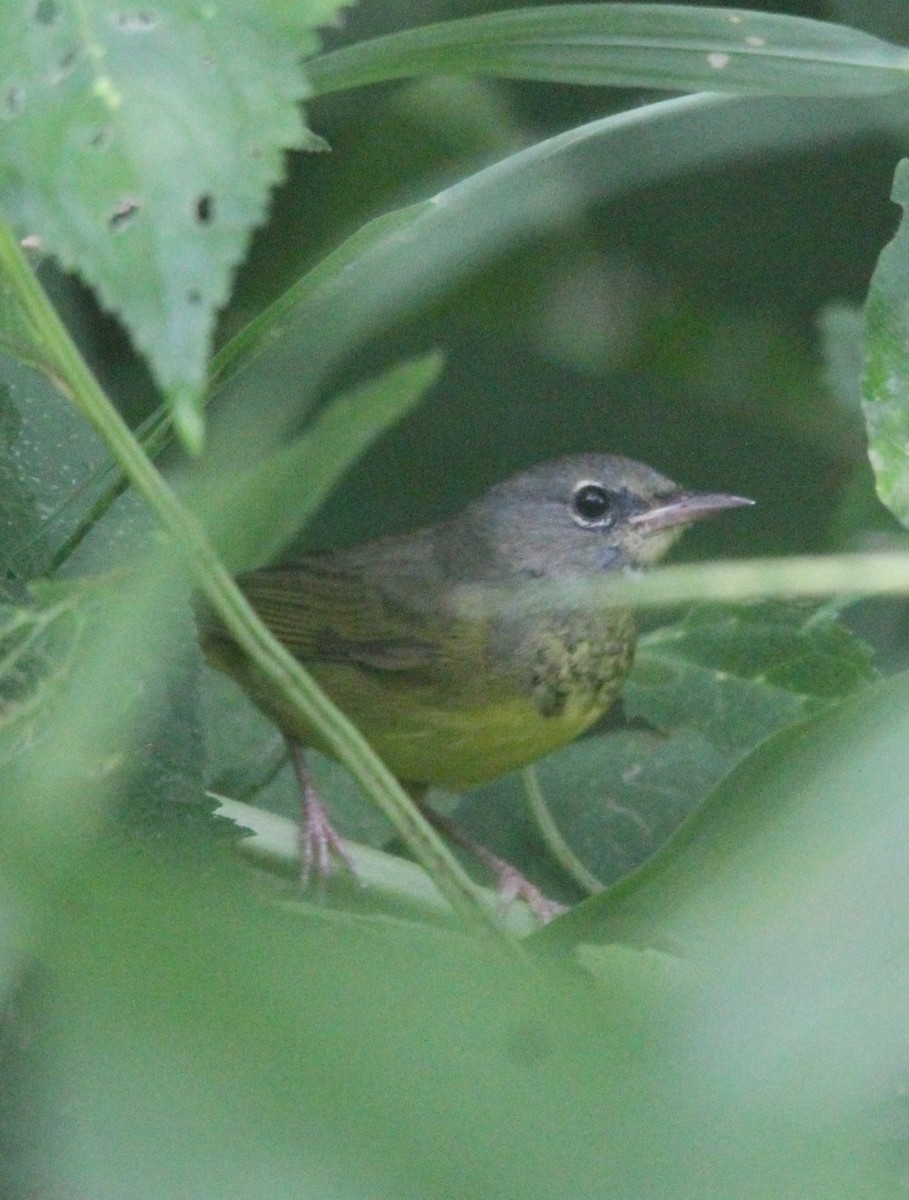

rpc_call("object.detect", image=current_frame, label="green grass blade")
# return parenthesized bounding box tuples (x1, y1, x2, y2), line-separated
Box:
(307, 4, 909, 97)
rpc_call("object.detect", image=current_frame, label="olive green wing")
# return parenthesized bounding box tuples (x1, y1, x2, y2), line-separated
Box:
(235, 562, 443, 675)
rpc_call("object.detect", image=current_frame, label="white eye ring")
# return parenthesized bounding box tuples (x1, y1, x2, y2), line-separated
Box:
(570, 480, 615, 528)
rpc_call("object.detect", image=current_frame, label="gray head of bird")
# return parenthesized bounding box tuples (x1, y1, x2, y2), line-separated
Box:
(437, 453, 753, 581)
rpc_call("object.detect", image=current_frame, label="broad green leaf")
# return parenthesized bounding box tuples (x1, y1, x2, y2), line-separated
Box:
(200, 353, 443, 573)
(629, 601, 874, 725)
(863, 158, 909, 527)
(543, 667, 909, 1125)
(459, 603, 874, 892)
(28, 842, 895, 1198)
(0, 0, 350, 448)
(307, 4, 909, 98)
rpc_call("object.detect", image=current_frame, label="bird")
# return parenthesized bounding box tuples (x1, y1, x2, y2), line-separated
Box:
(201, 453, 752, 917)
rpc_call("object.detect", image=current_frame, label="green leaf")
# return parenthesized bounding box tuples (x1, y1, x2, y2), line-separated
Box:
(307, 4, 909, 98)
(0, 559, 206, 891)
(28, 842, 896, 1198)
(202, 353, 444, 574)
(0, 572, 203, 803)
(211, 89, 906, 445)
(630, 601, 875, 725)
(0, 580, 89, 767)
(863, 158, 909, 528)
(542, 667, 909, 1127)
(819, 301, 865, 416)
(0, 353, 111, 577)
(461, 603, 875, 891)
(0, 0, 350, 441)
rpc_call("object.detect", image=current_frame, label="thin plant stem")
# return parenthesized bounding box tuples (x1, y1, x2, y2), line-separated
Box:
(522, 766, 605, 896)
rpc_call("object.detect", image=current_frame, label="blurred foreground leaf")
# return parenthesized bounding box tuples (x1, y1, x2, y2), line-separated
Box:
(21, 839, 896, 1199)
(543, 667, 909, 1137)
(0, 580, 89, 766)
(0, 559, 208, 907)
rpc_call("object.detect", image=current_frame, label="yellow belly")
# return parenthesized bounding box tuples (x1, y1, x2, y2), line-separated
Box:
(360, 688, 611, 789)
(275, 654, 624, 789)
(207, 608, 633, 789)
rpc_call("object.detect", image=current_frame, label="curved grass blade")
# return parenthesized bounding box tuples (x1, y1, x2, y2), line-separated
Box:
(306, 4, 909, 98)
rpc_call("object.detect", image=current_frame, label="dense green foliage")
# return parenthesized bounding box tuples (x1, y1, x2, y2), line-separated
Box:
(2, 1, 909, 1195)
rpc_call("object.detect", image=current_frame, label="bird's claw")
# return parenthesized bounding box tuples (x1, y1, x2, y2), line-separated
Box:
(492, 863, 569, 924)
(298, 792, 357, 886)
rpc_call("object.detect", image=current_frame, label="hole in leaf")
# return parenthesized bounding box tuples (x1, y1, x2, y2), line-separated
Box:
(87, 126, 113, 151)
(109, 197, 141, 232)
(49, 46, 78, 85)
(1, 87, 25, 119)
(111, 9, 159, 32)
(34, 0, 60, 24)
(195, 194, 214, 225)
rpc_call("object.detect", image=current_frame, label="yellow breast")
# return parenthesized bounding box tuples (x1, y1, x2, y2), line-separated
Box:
(362, 686, 611, 789)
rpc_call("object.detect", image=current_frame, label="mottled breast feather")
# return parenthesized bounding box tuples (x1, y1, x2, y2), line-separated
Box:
(518, 609, 636, 721)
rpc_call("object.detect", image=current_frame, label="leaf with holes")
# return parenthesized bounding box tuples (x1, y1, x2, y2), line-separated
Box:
(0, 0, 350, 450)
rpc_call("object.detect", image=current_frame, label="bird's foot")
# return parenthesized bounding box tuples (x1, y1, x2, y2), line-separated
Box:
(298, 789, 357, 885)
(412, 800, 568, 924)
(483, 855, 569, 925)
(289, 742, 357, 886)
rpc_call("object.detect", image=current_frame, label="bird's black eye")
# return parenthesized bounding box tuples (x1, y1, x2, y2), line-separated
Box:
(571, 481, 614, 527)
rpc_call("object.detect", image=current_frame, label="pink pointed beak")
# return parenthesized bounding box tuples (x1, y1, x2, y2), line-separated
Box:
(628, 490, 754, 534)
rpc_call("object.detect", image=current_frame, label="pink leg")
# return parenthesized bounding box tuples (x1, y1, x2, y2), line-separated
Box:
(413, 802, 568, 924)
(288, 742, 356, 885)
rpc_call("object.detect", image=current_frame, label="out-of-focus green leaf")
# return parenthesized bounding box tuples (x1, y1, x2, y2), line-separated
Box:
(0, 0, 350, 447)
(461, 603, 875, 891)
(863, 158, 909, 527)
(0, 581, 88, 766)
(0, 559, 204, 890)
(26, 841, 895, 1199)
(307, 4, 909, 98)
(543, 667, 909, 1128)
(201, 353, 443, 573)
(0, 573, 205, 823)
